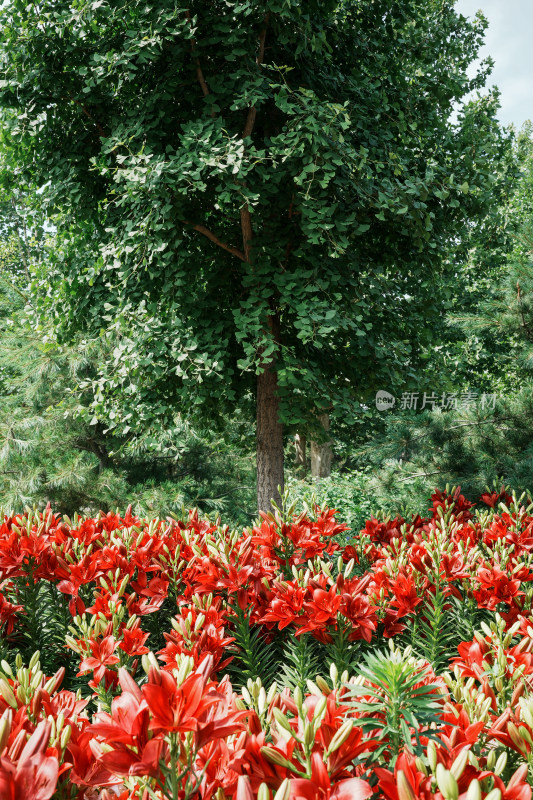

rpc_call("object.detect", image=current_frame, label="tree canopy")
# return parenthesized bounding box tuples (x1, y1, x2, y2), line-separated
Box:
(0, 0, 512, 508)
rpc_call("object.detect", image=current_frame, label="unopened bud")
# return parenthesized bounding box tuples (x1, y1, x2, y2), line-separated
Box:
(313, 696, 327, 722)
(315, 676, 331, 695)
(261, 746, 293, 769)
(30, 670, 43, 691)
(327, 720, 354, 755)
(117, 574, 129, 598)
(0, 679, 17, 709)
(267, 682, 278, 704)
(273, 779, 291, 800)
(0, 710, 12, 751)
(507, 722, 528, 754)
(273, 708, 293, 734)
(427, 740, 437, 772)
(258, 687, 267, 716)
(397, 770, 416, 800)
(519, 725, 533, 746)
(31, 688, 43, 718)
(415, 757, 428, 776)
(494, 751, 507, 776)
(436, 764, 459, 800)
(65, 636, 80, 653)
(60, 724, 72, 750)
(304, 721, 315, 748)
(466, 779, 482, 800)
(450, 748, 469, 780)
(29, 651, 41, 671)
(257, 784, 270, 800)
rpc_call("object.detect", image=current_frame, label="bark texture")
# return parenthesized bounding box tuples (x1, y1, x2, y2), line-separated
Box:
(256, 359, 284, 511)
(310, 413, 333, 478)
(294, 433, 307, 471)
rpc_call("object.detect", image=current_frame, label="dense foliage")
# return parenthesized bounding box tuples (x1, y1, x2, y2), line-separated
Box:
(0, 0, 513, 506)
(360, 125, 533, 513)
(0, 180, 258, 519)
(1, 489, 533, 797)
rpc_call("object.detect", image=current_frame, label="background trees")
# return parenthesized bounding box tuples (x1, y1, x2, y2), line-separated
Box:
(360, 124, 533, 514)
(0, 0, 512, 510)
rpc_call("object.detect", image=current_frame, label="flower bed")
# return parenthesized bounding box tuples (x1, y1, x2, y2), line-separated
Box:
(0, 487, 532, 799)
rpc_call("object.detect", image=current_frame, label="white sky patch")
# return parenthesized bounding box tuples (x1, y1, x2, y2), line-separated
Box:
(454, 0, 533, 130)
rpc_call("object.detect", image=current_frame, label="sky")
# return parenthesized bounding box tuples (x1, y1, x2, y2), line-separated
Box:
(454, 0, 532, 130)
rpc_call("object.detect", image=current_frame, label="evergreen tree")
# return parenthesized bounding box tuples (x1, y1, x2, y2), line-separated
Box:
(0, 182, 257, 518)
(360, 125, 533, 514)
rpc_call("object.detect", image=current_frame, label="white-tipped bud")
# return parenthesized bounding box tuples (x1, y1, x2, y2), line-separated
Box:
(466, 780, 482, 800)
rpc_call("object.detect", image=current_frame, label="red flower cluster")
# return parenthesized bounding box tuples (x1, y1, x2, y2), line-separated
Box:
(0, 489, 531, 797)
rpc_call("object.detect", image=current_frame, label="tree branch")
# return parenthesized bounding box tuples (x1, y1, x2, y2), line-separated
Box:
(242, 13, 270, 139)
(182, 220, 246, 261)
(185, 10, 215, 117)
(65, 96, 106, 137)
(10, 199, 31, 282)
(398, 470, 443, 483)
(240, 12, 270, 262)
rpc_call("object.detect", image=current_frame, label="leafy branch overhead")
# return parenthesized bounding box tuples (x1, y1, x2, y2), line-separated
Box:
(0, 0, 512, 451)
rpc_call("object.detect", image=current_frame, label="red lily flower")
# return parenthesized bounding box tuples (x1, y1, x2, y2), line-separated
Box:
(78, 636, 119, 684)
(0, 720, 58, 800)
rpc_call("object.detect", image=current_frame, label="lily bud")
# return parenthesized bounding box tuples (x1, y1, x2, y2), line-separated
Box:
(313, 695, 327, 721)
(267, 682, 278, 704)
(415, 757, 428, 776)
(327, 720, 354, 755)
(29, 651, 41, 671)
(507, 722, 528, 754)
(0, 709, 12, 752)
(315, 676, 331, 695)
(272, 708, 293, 734)
(261, 746, 293, 770)
(257, 784, 270, 800)
(427, 740, 437, 772)
(60, 724, 72, 750)
(31, 688, 43, 718)
(494, 751, 507, 776)
(436, 764, 459, 800)
(0, 662, 13, 679)
(397, 770, 415, 800)
(466, 779, 482, 800)
(273, 779, 291, 800)
(304, 721, 315, 748)
(450, 748, 469, 780)
(0, 679, 17, 710)
(258, 687, 267, 716)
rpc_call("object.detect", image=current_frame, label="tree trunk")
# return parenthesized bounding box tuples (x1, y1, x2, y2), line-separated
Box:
(310, 413, 333, 478)
(256, 361, 284, 512)
(294, 433, 307, 471)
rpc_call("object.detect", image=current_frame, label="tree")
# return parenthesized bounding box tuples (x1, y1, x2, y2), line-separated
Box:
(357, 125, 533, 513)
(0, 173, 258, 518)
(0, 0, 510, 509)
